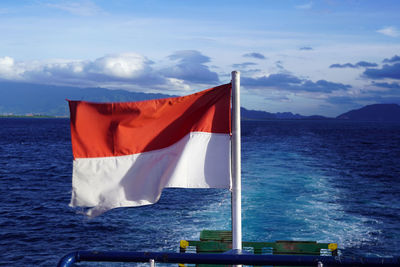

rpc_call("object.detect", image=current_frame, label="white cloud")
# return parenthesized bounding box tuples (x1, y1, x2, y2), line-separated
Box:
(88, 53, 153, 79)
(0, 56, 15, 73)
(0, 56, 24, 80)
(377, 26, 400, 37)
(164, 78, 191, 92)
(295, 2, 313, 10)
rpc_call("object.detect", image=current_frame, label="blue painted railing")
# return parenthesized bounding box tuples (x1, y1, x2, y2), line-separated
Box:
(58, 250, 400, 266)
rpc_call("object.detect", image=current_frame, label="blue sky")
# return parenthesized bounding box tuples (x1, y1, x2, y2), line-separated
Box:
(1, 0, 400, 116)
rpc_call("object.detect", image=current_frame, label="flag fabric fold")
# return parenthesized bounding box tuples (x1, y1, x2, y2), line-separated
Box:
(68, 83, 232, 217)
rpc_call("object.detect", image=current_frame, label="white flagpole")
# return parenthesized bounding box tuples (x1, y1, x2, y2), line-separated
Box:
(231, 71, 242, 252)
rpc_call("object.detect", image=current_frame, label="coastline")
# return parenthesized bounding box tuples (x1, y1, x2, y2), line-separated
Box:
(0, 115, 68, 119)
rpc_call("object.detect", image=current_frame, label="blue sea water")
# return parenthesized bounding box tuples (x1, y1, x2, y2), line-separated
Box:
(0, 118, 399, 266)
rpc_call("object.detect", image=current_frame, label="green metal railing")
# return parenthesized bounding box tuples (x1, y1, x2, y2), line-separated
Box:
(58, 231, 399, 266)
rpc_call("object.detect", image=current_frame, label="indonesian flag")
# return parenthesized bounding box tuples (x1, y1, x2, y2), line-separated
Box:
(68, 83, 232, 217)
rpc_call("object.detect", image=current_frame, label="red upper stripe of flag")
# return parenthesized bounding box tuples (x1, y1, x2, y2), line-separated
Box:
(69, 83, 232, 159)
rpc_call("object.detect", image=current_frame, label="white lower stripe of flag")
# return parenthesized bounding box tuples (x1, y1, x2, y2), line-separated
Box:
(70, 132, 231, 217)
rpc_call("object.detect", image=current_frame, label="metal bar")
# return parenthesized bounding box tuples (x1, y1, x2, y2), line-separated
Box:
(57, 252, 78, 267)
(231, 70, 242, 252)
(57, 251, 400, 267)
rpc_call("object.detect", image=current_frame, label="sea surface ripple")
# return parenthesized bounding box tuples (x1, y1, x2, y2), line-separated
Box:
(0, 118, 399, 265)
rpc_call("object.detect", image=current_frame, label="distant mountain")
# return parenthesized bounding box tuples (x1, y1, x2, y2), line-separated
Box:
(275, 112, 305, 119)
(241, 107, 276, 120)
(1, 81, 327, 119)
(241, 107, 330, 120)
(336, 104, 400, 122)
(0, 81, 336, 120)
(0, 81, 172, 116)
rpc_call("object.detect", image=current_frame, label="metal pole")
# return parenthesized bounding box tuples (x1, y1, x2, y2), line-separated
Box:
(231, 71, 242, 252)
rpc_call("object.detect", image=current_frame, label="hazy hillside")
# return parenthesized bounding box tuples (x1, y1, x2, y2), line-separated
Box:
(241, 107, 276, 120)
(2, 81, 399, 121)
(336, 104, 400, 122)
(0, 81, 323, 119)
(241, 108, 329, 120)
(0, 81, 171, 116)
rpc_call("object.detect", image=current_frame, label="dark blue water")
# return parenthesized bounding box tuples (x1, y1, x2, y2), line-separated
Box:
(1, 118, 399, 265)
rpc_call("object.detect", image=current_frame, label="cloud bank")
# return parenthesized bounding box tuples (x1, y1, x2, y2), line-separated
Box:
(330, 61, 378, 68)
(383, 55, 400, 63)
(0, 53, 165, 88)
(162, 50, 219, 84)
(2, 52, 400, 116)
(0, 51, 220, 92)
(364, 63, 400, 80)
(242, 73, 351, 93)
(232, 62, 257, 68)
(243, 52, 266, 60)
(372, 82, 400, 90)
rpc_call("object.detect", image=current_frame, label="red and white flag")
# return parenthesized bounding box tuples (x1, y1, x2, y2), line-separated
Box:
(68, 83, 232, 217)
